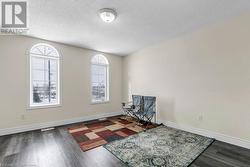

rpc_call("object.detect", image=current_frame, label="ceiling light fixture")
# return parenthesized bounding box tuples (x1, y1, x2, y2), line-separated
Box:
(99, 8, 117, 23)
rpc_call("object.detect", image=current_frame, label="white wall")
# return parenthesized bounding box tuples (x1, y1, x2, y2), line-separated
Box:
(123, 13, 250, 142)
(0, 35, 122, 130)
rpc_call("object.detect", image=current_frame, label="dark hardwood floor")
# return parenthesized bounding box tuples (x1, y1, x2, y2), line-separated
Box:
(0, 122, 249, 167)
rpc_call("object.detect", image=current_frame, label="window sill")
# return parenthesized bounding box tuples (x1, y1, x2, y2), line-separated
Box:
(27, 104, 62, 110)
(91, 100, 110, 105)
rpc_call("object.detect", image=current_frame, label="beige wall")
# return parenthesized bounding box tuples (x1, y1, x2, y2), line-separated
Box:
(123, 13, 250, 141)
(1, 12, 250, 143)
(0, 35, 122, 129)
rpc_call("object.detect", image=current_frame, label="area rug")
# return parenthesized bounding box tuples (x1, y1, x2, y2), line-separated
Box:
(104, 125, 214, 167)
(68, 116, 158, 151)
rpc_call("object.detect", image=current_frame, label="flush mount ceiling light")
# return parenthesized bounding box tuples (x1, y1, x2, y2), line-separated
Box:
(99, 8, 117, 23)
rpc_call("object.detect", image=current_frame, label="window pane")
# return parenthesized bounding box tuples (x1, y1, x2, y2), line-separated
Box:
(91, 64, 108, 102)
(50, 72, 57, 82)
(50, 59, 58, 72)
(32, 57, 44, 69)
(30, 44, 59, 57)
(91, 54, 108, 65)
(30, 44, 59, 107)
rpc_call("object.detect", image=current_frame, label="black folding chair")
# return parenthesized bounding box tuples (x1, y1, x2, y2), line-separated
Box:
(135, 96, 156, 129)
(122, 95, 143, 119)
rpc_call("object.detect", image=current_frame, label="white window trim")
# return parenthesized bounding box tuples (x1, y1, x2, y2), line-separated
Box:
(90, 56, 110, 104)
(27, 43, 62, 110)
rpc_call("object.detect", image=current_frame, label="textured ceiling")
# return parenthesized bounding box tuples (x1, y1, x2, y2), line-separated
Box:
(27, 0, 250, 56)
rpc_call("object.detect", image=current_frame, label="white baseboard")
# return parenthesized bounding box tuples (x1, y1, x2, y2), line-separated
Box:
(158, 119, 250, 149)
(0, 111, 123, 136)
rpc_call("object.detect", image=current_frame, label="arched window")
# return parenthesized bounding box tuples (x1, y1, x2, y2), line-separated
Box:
(29, 43, 60, 107)
(91, 54, 109, 103)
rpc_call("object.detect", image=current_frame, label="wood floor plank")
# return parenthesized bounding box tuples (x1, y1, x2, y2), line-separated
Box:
(53, 128, 87, 167)
(190, 154, 235, 167)
(191, 141, 250, 167)
(0, 135, 11, 163)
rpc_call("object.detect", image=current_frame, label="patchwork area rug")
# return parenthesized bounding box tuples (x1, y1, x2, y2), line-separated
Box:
(104, 125, 214, 167)
(68, 116, 157, 151)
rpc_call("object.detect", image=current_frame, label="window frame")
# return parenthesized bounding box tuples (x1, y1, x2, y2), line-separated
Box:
(28, 43, 61, 110)
(90, 54, 110, 104)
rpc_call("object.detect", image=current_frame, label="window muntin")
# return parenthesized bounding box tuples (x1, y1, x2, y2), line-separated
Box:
(29, 44, 60, 107)
(91, 55, 109, 103)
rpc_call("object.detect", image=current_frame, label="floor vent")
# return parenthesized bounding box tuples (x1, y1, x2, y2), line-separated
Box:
(41, 127, 55, 132)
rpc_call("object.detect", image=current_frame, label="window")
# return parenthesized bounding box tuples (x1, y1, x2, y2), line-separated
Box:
(91, 54, 109, 103)
(29, 43, 60, 108)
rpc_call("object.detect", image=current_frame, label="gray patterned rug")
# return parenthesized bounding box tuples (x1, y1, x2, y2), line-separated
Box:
(104, 125, 214, 167)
